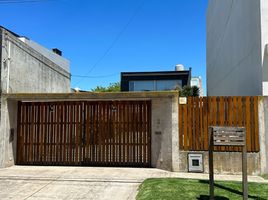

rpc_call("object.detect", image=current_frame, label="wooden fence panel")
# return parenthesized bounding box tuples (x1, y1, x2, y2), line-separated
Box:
(179, 96, 259, 152)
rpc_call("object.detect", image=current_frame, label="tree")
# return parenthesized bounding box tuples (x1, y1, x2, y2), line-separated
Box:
(179, 85, 200, 97)
(91, 82, 120, 92)
(192, 86, 200, 97)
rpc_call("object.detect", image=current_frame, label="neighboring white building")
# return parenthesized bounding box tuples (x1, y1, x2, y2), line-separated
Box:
(207, 0, 268, 96)
(191, 76, 203, 96)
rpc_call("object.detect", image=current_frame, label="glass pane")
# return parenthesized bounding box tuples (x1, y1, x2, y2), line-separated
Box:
(156, 80, 182, 91)
(129, 81, 155, 91)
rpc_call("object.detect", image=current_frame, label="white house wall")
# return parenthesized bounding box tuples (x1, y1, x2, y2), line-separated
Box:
(207, 0, 263, 96)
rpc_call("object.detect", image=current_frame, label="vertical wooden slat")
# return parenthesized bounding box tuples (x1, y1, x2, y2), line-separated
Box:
(125, 102, 129, 164)
(219, 97, 225, 151)
(147, 101, 151, 166)
(245, 97, 252, 152)
(62, 102, 66, 164)
(84, 102, 89, 164)
(254, 96, 259, 152)
(80, 102, 83, 164)
(199, 97, 204, 150)
(226, 97, 233, 152)
(203, 97, 208, 150)
(98, 102, 102, 164)
(132, 103, 136, 164)
(119, 102, 123, 165)
(250, 97, 255, 152)
(66, 103, 70, 164)
(183, 104, 188, 150)
(99, 103, 105, 164)
(122, 103, 126, 164)
(104, 102, 108, 163)
(142, 102, 146, 164)
(193, 97, 198, 150)
(68, 103, 73, 164)
(56, 102, 60, 164)
(179, 102, 183, 150)
(139, 102, 142, 165)
(187, 97, 192, 150)
(232, 97, 238, 152)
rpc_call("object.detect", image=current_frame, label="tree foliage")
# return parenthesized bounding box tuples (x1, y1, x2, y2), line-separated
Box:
(179, 85, 200, 97)
(91, 82, 120, 92)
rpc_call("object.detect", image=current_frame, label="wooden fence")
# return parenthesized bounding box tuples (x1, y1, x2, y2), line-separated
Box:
(179, 96, 259, 152)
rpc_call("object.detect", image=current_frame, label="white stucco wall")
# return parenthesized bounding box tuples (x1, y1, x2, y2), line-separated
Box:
(207, 0, 263, 96)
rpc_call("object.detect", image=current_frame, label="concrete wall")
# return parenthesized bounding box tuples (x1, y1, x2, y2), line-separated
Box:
(0, 28, 70, 93)
(207, 0, 263, 96)
(179, 151, 260, 175)
(18, 37, 69, 72)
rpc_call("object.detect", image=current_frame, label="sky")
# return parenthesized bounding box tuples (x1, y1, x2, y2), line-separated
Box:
(0, 0, 208, 92)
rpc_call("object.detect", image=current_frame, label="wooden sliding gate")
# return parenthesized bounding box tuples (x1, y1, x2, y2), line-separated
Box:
(17, 101, 151, 167)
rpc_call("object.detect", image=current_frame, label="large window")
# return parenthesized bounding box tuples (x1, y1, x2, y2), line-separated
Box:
(129, 81, 154, 91)
(129, 80, 182, 91)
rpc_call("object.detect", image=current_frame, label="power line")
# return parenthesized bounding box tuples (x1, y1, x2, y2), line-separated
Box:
(71, 73, 118, 79)
(74, 0, 146, 87)
(0, 0, 54, 4)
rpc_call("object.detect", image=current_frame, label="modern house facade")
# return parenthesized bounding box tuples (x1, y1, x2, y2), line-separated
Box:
(207, 0, 268, 96)
(0, 26, 71, 167)
(121, 65, 191, 92)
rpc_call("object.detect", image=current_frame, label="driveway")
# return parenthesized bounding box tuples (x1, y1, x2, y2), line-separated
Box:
(0, 166, 170, 200)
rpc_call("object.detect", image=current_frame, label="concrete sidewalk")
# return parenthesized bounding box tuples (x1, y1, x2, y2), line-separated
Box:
(0, 166, 267, 200)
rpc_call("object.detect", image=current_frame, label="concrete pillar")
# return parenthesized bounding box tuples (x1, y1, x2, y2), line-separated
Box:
(258, 96, 268, 174)
(0, 97, 18, 168)
(171, 95, 180, 171)
(0, 97, 7, 167)
(151, 95, 179, 171)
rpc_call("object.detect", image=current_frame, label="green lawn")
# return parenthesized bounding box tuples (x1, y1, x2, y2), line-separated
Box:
(136, 178, 268, 200)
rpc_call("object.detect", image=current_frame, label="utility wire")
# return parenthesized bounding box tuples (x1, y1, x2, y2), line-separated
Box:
(0, 0, 54, 4)
(72, 73, 118, 79)
(74, 0, 145, 87)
